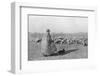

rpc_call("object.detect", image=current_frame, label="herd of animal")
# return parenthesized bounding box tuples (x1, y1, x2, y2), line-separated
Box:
(29, 32, 88, 59)
(31, 36, 88, 47)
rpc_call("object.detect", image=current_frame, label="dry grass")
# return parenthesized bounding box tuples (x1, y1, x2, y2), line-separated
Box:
(28, 42, 88, 61)
(28, 32, 88, 61)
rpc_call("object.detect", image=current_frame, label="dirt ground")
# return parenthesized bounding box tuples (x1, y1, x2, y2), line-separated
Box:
(28, 41, 88, 61)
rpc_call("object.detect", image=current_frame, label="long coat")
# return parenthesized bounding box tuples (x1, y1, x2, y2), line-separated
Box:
(41, 33, 57, 56)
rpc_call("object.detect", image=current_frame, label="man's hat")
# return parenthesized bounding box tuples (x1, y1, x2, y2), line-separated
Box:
(46, 29, 50, 32)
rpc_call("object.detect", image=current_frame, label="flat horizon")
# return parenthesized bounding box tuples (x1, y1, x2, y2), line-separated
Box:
(29, 15, 88, 33)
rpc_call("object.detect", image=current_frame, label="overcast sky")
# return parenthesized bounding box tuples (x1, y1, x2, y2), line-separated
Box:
(29, 15, 88, 33)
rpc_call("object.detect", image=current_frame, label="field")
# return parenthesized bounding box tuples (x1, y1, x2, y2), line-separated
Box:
(28, 32, 88, 61)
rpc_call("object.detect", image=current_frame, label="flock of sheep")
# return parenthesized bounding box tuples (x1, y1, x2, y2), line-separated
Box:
(29, 36, 87, 56)
(32, 36, 88, 47)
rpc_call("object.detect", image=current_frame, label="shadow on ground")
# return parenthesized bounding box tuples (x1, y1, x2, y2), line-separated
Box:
(44, 48, 78, 57)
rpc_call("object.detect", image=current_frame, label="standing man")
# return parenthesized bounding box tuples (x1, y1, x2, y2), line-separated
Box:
(41, 29, 57, 56)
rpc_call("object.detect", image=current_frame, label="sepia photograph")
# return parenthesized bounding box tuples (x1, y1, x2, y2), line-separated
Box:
(28, 15, 88, 61)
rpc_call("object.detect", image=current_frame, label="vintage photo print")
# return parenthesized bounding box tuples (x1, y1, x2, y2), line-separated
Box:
(28, 15, 88, 61)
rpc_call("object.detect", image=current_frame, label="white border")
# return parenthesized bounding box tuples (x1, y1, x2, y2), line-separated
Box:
(11, 2, 96, 74)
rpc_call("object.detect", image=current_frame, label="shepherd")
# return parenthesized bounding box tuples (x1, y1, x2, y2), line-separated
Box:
(41, 29, 57, 56)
